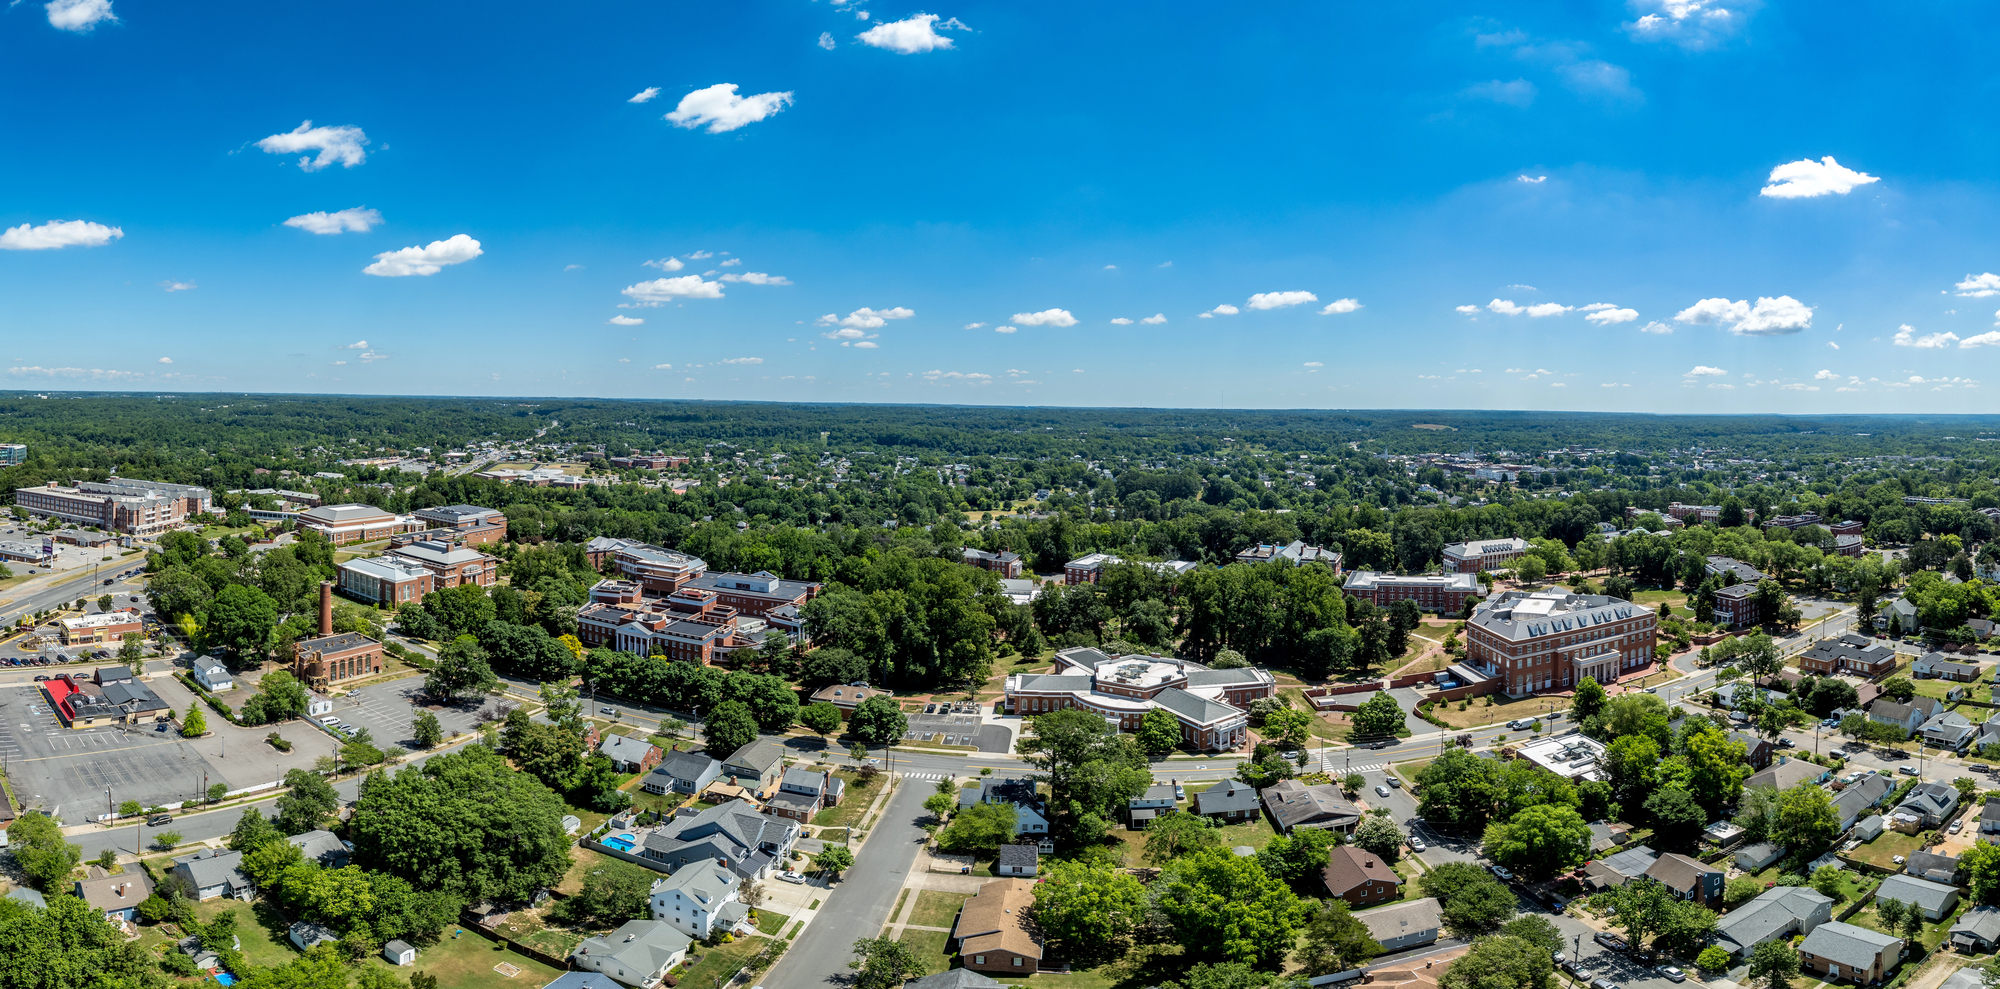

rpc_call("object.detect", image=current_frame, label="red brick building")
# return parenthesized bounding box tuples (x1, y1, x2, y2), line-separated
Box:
(962, 547, 1024, 579)
(1322, 845, 1404, 907)
(1463, 589, 1658, 696)
(1341, 572, 1483, 613)
(294, 582, 384, 690)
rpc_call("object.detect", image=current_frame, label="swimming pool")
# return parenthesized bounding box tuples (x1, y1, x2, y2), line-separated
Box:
(213, 973, 236, 986)
(603, 833, 637, 852)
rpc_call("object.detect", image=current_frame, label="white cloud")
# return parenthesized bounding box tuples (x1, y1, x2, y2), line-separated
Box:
(664, 84, 794, 133)
(921, 370, 992, 382)
(818, 31, 837, 49)
(159, 281, 195, 292)
(1955, 273, 2000, 298)
(8, 366, 141, 380)
(1506, 284, 1538, 291)
(1549, 382, 1567, 388)
(1463, 79, 1537, 108)
(964, 322, 986, 329)
(1248, 291, 1318, 310)
(1961, 331, 2000, 349)
(1207, 304, 1240, 317)
(1455, 305, 1480, 314)
(157, 357, 172, 364)
(820, 307, 914, 329)
(853, 341, 879, 348)
(1828, 341, 1839, 349)
(1110, 317, 1133, 325)
(1814, 369, 1839, 380)
(1524, 302, 1571, 317)
(1686, 365, 1727, 376)
(855, 9, 869, 19)
(363, 234, 482, 277)
(719, 272, 792, 285)
(1624, 0, 1744, 49)
(1487, 299, 1524, 314)
(856, 13, 956, 53)
(1518, 174, 1547, 183)
(564, 264, 583, 271)
(993, 326, 1016, 334)
(256, 120, 370, 171)
(1579, 302, 1615, 311)
(45, 0, 115, 32)
(643, 257, 685, 271)
(1708, 382, 1735, 389)
(1103, 264, 1117, 270)
(0, 219, 122, 250)
(628, 87, 661, 104)
(1780, 383, 1818, 391)
(357, 350, 387, 363)
(608, 315, 645, 325)
(1488, 299, 1571, 316)
(1673, 295, 1812, 335)
(653, 363, 672, 370)
(1557, 60, 1642, 103)
(1893, 324, 1959, 349)
(718, 258, 741, 267)
(1304, 362, 1324, 367)
(1158, 261, 1172, 268)
(283, 207, 382, 235)
(338, 340, 368, 350)
(718, 357, 764, 365)
(688, 250, 713, 260)
(1760, 156, 1879, 199)
(1012, 309, 1079, 327)
(1319, 299, 1361, 314)
(1141, 313, 1167, 324)
(1585, 307, 1639, 325)
(621, 275, 724, 304)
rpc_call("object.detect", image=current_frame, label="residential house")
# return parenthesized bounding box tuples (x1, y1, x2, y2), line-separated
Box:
(384, 941, 418, 966)
(1797, 634, 1898, 678)
(1889, 781, 1960, 833)
(951, 879, 1042, 974)
(1983, 795, 2000, 835)
(1729, 731, 1775, 771)
(1643, 852, 1724, 906)
(1832, 774, 1896, 832)
(1951, 906, 2000, 953)
(1322, 845, 1403, 907)
(1855, 815, 1887, 841)
(1733, 842, 1786, 872)
(599, 734, 661, 774)
(1720, 682, 1788, 711)
(1194, 779, 1261, 822)
(541, 973, 629, 989)
(1714, 886, 1835, 957)
(1583, 845, 1660, 891)
(74, 873, 150, 923)
(170, 849, 253, 901)
(572, 919, 692, 987)
(644, 750, 721, 796)
(1888, 597, 1920, 634)
(191, 656, 234, 692)
(959, 778, 1052, 839)
(290, 922, 339, 952)
(635, 802, 799, 880)
(767, 768, 841, 824)
(1913, 652, 1985, 682)
(1589, 820, 1633, 854)
(1871, 696, 1942, 735)
(648, 862, 746, 939)
(4, 889, 45, 910)
(1905, 851, 1962, 885)
(1876, 874, 1960, 921)
(906, 973, 1007, 989)
(286, 830, 351, 868)
(1260, 778, 1363, 834)
(997, 845, 1039, 877)
(1127, 783, 1178, 830)
(1356, 898, 1442, 954)
(1921, 711, 1979, 753)
(1743, 759, 1832, 791)
(1703, 821, 1746, 849)
(1799, 921, 1904, 983)
(719, 739, 787, 792)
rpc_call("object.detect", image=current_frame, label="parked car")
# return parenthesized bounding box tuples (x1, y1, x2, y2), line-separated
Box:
(32, 674, 48, 681)
(147, 814, 172, 826)
(1951, 819, 1965, 834)
(1777, 738, 1794, 748)
(1593, 979, 1621, 989)
(1506, 718, 1535, 730)
(1409, 835, 1427, 852)
(1386, 776, 1403, 788)
(599, 706, 617, 716)
(1490, 864, 1516, 881)
(1594, 932, 1628, 952)
(1375, 785, 1391, 797)
(1659, 970, 1685, 985)
(1899, 765, 1920, 776)
(777, 871, 808, 884)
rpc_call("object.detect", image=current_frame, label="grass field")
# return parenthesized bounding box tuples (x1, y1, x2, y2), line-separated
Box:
(909, 890, 972, 929)
(899, 929, 956, 976)
(1424, 693, 1569, 729)
(812, 770, 884, 828)
(755, 908, 787, 935)
(204, 899, 298, 971)
(992, 942, 1189, 989)
(1849, 829, 1927, 870)
(1106, 813, 1277, 867)
(672, 935, 765, 989)
(361, 929, 567, 989)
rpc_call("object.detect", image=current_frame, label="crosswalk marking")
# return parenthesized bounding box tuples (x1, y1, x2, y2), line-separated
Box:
(1323, 762, 1386, 774)
(903, 771, 949, 781)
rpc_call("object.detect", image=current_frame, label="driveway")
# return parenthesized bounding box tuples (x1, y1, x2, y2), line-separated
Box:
(1386, 687, 1438, 737)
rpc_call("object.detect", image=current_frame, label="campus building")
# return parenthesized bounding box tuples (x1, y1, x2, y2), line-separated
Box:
(390, 504, 507, 548)
(0, 444, 26, 466)
(292, 582, 383, 690)
(385, 539, 498, 590)
(683, 570, 819, 618)
(1440, 536, 1529, 574)
(1003, 646, 1276, 751)
(1341, 572, 1483, 613)
(335, 555, 434, 606)
(962, 547, 1024, 579)
(577, 581, 744, 663)
(610, 454, 690, 471)
(14, 479, 212, 534)
(296, 504, 420, 546)
(1463, 589, 1659, 697)
(595, 540, 709, 593)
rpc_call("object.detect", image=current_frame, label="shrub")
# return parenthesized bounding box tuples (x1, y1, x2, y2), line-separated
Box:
(1697, 947, 1733, 973)
(266, 732, 292, 752)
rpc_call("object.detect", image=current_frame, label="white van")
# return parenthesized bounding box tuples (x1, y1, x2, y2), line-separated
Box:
(318, 715, 340, 725)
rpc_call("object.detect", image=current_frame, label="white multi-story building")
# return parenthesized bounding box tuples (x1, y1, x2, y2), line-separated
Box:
(648, 863, 746, 939)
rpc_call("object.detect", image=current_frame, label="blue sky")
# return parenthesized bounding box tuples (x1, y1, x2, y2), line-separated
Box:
(4, 0, 2000, 411)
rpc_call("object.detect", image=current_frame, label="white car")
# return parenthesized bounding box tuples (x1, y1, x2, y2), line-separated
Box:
(1376, 785, 1391, 797)
(776, 871, 808, 884)
(1409, 836, 1427, 852)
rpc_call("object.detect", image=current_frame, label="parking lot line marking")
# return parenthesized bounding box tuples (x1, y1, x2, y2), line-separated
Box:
(10, 736, 192, 764)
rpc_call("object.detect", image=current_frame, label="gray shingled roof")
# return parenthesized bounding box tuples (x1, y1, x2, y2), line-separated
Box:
(905, 970, 1007, 989)
(1355, 897, 1442, 944)
(998, 845, 1038, 868)
(1150, 686, 1241, 725)
(599, 732, 656, 764)
(653, 749, 719, 782)
(1798, 920, 1901, 969)
(574, 919, 689, 976)
(1877, 873, 1958, 915)
(1196, 779, 1261, 815)
(1951, 905, 2000, 944)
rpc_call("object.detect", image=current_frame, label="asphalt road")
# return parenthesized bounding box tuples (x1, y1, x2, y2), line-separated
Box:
(760, 777, 929, 989)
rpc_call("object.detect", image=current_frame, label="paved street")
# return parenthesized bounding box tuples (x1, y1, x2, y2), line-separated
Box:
(761, 777, 930, 989)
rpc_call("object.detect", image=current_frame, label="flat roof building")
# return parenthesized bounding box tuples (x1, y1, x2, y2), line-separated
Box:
(336, 555, 434, 606)
(15, 479, 211, 534)
(1341, 571, 1482, 613)
(297, 503, 420, 546)
(1004, 646, 1274, 751)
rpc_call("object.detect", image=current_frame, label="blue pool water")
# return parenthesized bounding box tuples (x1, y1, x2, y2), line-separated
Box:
(214, 974, 236, 986)
(603, 833, 636, 852)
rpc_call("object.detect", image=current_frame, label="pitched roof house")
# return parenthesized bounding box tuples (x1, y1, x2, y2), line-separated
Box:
(636, 801, 799, 880)
(1889, 781, 1960, 833)
(1905, 850, 1962, 885)
(1321, 845, 1403, 907)
(286, 829, 351, 868)
(1831, 774, 1896, 831)
(951, 879, 1042, 974)
(646, 862, 746, 939)
(959, 777, 1051, 837)
(599, 733, 661, 774)
(1728, 731, 1775, 771)
(1356, 897, 1442, 953)
(1260, 778, 1362, 834)
(719, 739, 787, 791)
(1714, 886, 1833, 957)
(644, 749, 722, 795)
(1951, 905, 2000, 953)
(1871, 696, 1941, 734)
(1743, 758, 1831, 791)
(1194, 779, 1261, 822)
(1644, 852, 1723, 906)
(170, 849, 253, 901)
(1876, 874, 1960, 921)
(572, 919, 692, 987)
(1799, 921, 1904, 983)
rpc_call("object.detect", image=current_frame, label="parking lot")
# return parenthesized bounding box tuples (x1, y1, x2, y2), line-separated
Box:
(902, 704, 1012, 751)
(0, 681, 235, 819)
(322, 675, 487, 749)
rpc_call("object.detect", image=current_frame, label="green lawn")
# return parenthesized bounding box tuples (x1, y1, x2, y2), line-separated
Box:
(672, 935, 765, 989)
(1911, 678, 1991, 704)
(1849, 829, 1927, 870)
(899, 929, 955, 976)
(992, 942, 1189, 989)
(754, 908, 787, 936)
(198, 899, 298, 971)
(356, 928, 566, 989)
(909, 890, 972, 929)
(811, 771, 883, 829)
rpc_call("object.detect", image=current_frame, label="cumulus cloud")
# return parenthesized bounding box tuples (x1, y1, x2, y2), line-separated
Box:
(1893, 324, 1960, 348)
(856, 13, 961, 53)
(819, 307, 914, 329)
(921, 370, 993, 382)
(1960, 331, 2000, 349)
(1316, 299, 1361, 315)
(157, 357, 172, 363)
(621, 275, 725, 304)
(1673, 295, 1812, 335)
(1518, 175, 1547, 183)
(1198, 304, 1240, 319)
(718, 357, 764, 365)
(8, 366, 141, 380)
(1455, 305, 1480, 314)
(1304, 362, 1324, 367)
(818, 31, 837, 49)
(719, 272, 792, 285)
(363, 234, 482, 277)
(1585, 307, 1639, 325)
(1103, 264, 1117, 270)
(1624, 0, 1745, 48)
(1686, 365, 1727, 376)
(1814, 369, 1839, 380)
(608, 315, 645, 325)
(853, 341, 879, 348)
(1012, 309, 1079, 327)
(1463, 79, 1537, 107)
(1141, 313, 1167, 324)
(1760, 156, 1879, 199)
(159, 281, 195, 292)
(688, 251, 714, 260)
(628, 87, 661, 103)
(1488, 299, 1571, 317)
(664, 84, 794, 133)
(0, 219, 122, 250)
(256, 120, 370, 171)
(653, 363, 672, 370)
(1955, 273, 2000, 298)
(1248, 291, 1318, 310)
(993, 326, 1016, 334)
(964, 322, 986, 329)
(45, 0, 115, 32)
(337, 340, 369, 350)
(284, 207, 382, 235)
(1110, 317, 1133, 325)
(643, 257, 685, 271)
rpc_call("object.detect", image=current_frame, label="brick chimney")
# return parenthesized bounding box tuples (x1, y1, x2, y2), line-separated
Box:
(319, 581, 333, 636)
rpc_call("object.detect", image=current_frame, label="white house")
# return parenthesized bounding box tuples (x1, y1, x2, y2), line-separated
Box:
(191, 656, 234, 692)
(572, 919, 691, 987)
(648, 863, 748, 939)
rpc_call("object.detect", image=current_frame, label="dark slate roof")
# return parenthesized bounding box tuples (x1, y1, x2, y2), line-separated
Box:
(296, 631, 377, 654)
(654, 749, 720, 782)
(905, 970, 1007, 989)
(998, 845, 1039, 868)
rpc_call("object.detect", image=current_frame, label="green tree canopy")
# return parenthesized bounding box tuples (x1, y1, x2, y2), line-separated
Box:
(348, 746, 573, 901)
(1029, 859, 1147, 964)
(1153, 847, 1306, 967)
